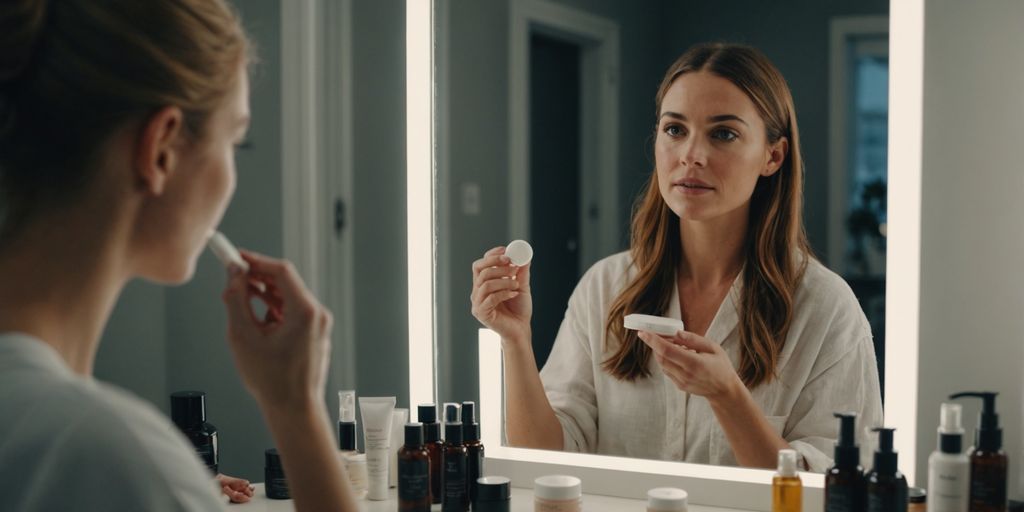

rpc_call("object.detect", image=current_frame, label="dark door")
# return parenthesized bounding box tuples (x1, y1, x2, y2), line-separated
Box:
(529, 33, 581, 370)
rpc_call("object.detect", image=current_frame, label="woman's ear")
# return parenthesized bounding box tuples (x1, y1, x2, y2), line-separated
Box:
(134, 106, 185, 196)
(762, 137, 789, 177)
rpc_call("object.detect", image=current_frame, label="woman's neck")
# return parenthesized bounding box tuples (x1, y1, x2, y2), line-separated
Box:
(678, 206, 748, 290)
(0, 201, 133, 375)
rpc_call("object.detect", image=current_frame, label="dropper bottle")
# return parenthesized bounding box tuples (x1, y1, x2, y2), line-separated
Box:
(950, 391, 1008, 512)
(338, 390, 357, 454)
(867, 427, 908, 512)
(928, 403, 970, 512)
(825, 412, 865, 512)
(773, 449, 802, 512)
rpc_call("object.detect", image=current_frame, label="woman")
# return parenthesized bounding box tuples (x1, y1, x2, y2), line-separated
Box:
(471, 43, 883, 471)
(0, 1, 357, 510)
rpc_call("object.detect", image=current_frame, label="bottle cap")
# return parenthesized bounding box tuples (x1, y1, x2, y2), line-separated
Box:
(338, 390, 356, 423)
(445, 422, 463, 444)
(909, 487, 926, 504)
(475, 476, 511, 502)
(170, 391, 207, 429)
(534, 475, 582, 500)
(833, 412, 860, 468)
(404, 422, 424, 447)
(871, 427, 899, 475)
(949, 391, 1003, 451)
(777, 449, 798, 477)
(444, 402, 460, 424)
(647, 487, 688, 511)
(417, 403, 437, 423)
(462, 401, 480, 441)
(937, 403, 963, 454)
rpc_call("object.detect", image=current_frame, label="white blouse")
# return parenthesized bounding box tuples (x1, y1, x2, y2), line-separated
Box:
(539, 251, 883, 472)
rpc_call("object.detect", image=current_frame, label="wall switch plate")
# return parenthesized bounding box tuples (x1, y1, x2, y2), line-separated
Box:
(461, 182, 481, 216)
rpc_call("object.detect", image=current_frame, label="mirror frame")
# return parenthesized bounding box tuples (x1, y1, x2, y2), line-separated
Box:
(408, 0, 925, 508)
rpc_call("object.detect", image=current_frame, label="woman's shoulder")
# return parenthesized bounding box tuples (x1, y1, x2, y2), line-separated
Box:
(578, 250, 634, 288)
(793, 255, 872, 343)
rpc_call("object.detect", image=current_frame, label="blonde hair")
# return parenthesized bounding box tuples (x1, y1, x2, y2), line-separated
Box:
(603, 43, 811, 387)
(0, 0, 251, 242)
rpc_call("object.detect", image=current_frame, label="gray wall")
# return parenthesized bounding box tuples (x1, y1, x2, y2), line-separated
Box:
(916, 0, 1024, 493)
(662, 0, 889, 263)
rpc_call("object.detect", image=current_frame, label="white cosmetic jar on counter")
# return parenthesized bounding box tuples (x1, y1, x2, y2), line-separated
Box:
(534, 475, 582, 512)
(647, 487, 688, 512)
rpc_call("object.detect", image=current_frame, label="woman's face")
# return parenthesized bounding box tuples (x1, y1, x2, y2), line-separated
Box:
(654, 70, 785, 224)
(133, 66, 250, 284)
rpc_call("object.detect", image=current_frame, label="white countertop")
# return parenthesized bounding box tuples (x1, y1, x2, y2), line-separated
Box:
(233, 483, 750, 512)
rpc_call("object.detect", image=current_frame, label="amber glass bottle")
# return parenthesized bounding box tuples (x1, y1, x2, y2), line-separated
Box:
(442, 422, 469, 512)
(418, 404, 444, 504)
(773, 449, 802, 512)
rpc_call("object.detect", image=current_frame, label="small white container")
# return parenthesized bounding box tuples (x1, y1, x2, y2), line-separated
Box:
(505, 239, 534, 266)
(647, 487, 688, 512)
(534, 475, 582, 512)
(342, 452, 368, 499)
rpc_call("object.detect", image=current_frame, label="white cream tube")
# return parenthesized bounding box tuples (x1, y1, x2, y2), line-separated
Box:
(359, 396, 396, 501)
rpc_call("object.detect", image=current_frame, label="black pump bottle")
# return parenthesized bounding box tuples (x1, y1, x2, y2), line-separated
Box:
(170, 391, 218, 474)
(825, 412, 865, 512)
(950, 392, 1008, 512)
(866, 427, 908, 512)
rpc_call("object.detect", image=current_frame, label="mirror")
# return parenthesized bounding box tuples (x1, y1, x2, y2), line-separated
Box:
(433, 0, 890, 472)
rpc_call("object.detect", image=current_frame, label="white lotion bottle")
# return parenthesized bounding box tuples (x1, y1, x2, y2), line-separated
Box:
(928, 402, 970, 512)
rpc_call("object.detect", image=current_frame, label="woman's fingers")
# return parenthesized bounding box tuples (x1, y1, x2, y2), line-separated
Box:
(472, 252, 511, 280)
(473, 276, 521, 303)
(475, 265, 519, 286)
(638, 331, 701, 368)
(670, 331, 718, 353)
(480, 290, 520, 311)
(239, 250, 316, 307)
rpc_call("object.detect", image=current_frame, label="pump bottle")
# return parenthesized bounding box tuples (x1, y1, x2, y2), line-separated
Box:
(867, 427, 908, 512)
(825, 412, 865, 512)
(773, 449, 802, 512)
(461, 401, 485, 502)
(928, 403, 970, 512)
(951, 392, 1009, 512)
(417, 404, 444, 505)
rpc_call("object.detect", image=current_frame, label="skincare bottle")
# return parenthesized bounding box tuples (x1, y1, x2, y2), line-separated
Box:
(399, 422, 431, 512)
(462, 401, 485, 501)
(950, 392, 1009, 512)
(928, 403, 970, 512)
(825, 412, 865, 512)
(170, 391, 218, 474)
(418, 403, 444, 505)
(475, 476, 512, 512)
(867, 427, 908, 512)
(647, 487, 688, 512)
(773, 449, 802, 512)
(359, 396, 397, 501)
(442, 421, 469, 512)
(390, 408, 409, 488)
(265, 448, 290, 500)
(338, 390, 357, 454)
(534, 475, 582, 512)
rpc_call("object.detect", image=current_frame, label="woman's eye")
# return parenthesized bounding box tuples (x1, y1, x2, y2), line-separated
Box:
(711, 129, 738, 142)
(664, 124, 684, 137)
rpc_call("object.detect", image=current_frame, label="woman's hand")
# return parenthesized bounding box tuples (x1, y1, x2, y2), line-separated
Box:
(221, 251, 333, 411)
(638, 330, 744, 402)
(471, 246, 532, 349)
(217, 474, 255, 503)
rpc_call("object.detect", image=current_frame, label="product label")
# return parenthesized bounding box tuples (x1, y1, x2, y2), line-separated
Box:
(928, 465, 970, 512)
(399, 459, 430, 501)
(969, 477, 1008, 509)
(267, 476, 290, 499)
(442, 455, 467, 511)
(825, 486, 859, 512)
(195, 439, 217, 473)
(867, 489, 908, 512)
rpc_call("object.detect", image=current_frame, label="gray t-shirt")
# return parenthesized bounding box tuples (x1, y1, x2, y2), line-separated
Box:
(0, 333, 224, 511)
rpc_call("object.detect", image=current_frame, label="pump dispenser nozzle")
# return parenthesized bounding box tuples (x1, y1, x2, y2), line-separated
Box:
(871, 427, 899, 476)
(949, 391, 1002, 451)
(444, 402, 460, 424)
(833, 412, 860, 468)
(937, 402, 964, 454)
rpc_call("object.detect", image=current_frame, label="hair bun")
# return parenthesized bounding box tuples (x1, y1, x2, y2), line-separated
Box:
(0, 0, 49, 84)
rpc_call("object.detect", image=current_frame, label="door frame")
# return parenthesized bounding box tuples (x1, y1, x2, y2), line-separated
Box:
(508, 0, 620, 268)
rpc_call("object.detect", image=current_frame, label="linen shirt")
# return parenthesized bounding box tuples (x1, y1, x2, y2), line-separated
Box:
(0, 333, 225, 511)
(539, 252, 883, 472)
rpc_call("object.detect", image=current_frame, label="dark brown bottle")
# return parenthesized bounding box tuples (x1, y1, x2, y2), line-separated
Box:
(866, 428, 908, 512)
(399, 423, 431, 512)
(461, 401, 485, 502)
(950, 392, 1009, 512)
(418, 404, 444, 505)
(442, 422, 469, 512)
(825, 413, 865, 512)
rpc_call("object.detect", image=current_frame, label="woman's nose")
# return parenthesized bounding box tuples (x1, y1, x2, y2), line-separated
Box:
(678, 137, 708, 168)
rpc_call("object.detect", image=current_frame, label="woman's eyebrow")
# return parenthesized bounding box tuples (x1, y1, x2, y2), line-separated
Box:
(659, 111, 748, 126)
